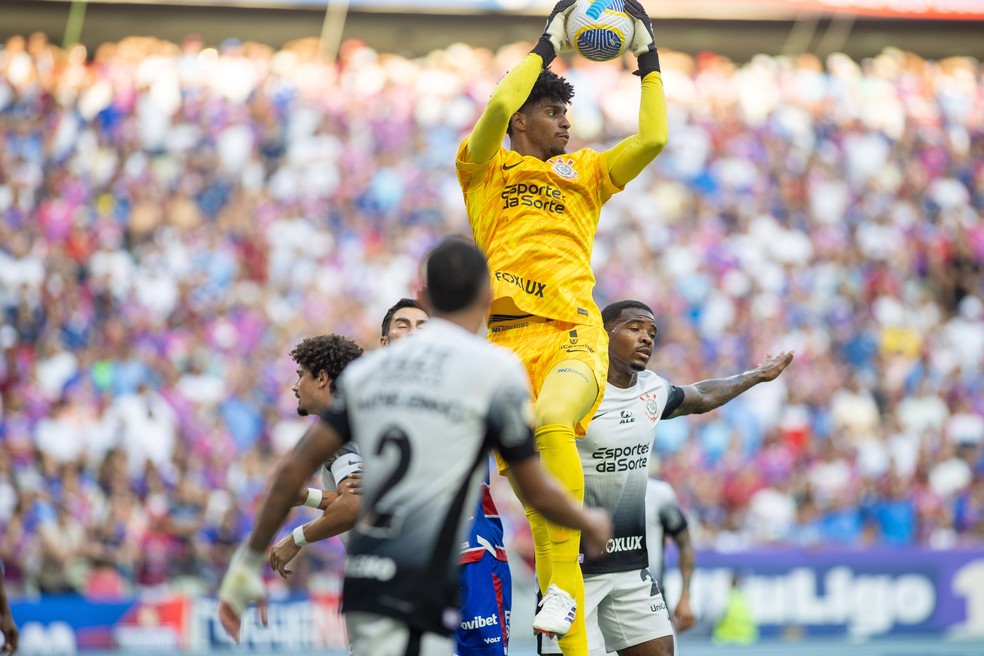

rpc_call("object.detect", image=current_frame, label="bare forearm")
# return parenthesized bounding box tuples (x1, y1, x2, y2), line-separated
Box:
(0, 579, 12, 618)
(677, 540, 695, 598)
(530, 484, 588, 530)
(302, 496, 360, 543)
(249, 421, 346, 552)
(510, 465, 584, 530)
(248, 459, 312, 552)
(317, 491, 340, 510)
(674, 371, 762, 417)
(510, 460, 588, 531)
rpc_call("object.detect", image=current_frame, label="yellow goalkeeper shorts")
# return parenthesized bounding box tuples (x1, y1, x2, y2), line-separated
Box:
(489, 319, 608, 474)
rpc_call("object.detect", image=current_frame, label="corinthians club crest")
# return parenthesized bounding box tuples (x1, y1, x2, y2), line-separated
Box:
(641, 392, 660, 422)
(551, 157, 578, 180)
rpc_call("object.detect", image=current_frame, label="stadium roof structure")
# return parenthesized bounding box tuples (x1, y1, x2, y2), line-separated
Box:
(26, 0, 984, 20)
(9, 0, 984, 60)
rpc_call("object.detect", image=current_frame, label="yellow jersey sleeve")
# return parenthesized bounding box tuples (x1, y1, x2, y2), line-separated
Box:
(461, 53, 546, 166)
(606, 71, 669, 188)
(456, 142, 620, 326)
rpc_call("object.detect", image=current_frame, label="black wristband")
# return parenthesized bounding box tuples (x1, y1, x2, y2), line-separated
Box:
(634, 49, 661, 77)
(531, 36, 557, 67)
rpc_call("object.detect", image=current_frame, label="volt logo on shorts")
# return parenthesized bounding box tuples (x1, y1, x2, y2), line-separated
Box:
(494, 271, 546, 297)
(460, 614, 499, 630)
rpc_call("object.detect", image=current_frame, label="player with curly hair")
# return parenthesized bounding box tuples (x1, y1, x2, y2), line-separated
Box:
(289, 334, 365, 413)
(267, 334, 365, 570)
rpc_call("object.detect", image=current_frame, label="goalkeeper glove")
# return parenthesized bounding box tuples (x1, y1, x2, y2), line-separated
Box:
(218, 546, 267, 643)
(624, 0, 660, 76)
(532, 0, 576, 65)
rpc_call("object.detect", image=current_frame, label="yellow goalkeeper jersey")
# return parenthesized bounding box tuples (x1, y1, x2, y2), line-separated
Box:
(456, 142, 621, 327)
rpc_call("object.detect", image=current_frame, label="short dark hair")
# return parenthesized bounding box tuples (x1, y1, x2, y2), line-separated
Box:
(507, 69, 575, 137)
(381, 298, 424, 338)
(602, 300, 654, 329)
(425, 239, 489, 313)
(289, 334, 363, 394)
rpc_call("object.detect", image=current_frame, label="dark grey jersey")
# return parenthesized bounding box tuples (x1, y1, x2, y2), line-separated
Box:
(579, 370, 683, 575)
(319, 318, 536, 635)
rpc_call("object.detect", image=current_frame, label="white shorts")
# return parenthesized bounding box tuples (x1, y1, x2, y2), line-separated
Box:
(346, 612, 453, 656)
(540, 568, 673, 655)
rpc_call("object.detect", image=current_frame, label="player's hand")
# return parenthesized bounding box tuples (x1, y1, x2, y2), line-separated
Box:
(542, 0, 576, 55)
(269, 534, 301, 579)
(674, 594, 696, 632)
(218, 546, 267, 643)
(751, 351, 794, 383)
(579, 507, 613, 559)
(0, 611, 18, 655)
(339, 471, 362, 496)
(623, 0, 656, 57)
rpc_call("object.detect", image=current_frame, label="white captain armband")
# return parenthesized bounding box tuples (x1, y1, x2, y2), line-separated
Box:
(303, 487, 324, 508)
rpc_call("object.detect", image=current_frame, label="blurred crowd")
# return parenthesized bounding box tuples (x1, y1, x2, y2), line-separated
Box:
(0, 30, 982, 598)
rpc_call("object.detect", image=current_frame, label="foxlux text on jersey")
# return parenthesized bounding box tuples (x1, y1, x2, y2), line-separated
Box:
(500, 182, 566, 213)
(591, 443, 650, 472)
(494, 271, 546, 298)
(605, 535, 644, 554)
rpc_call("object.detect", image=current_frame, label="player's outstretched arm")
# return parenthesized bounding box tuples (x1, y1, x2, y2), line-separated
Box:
(508, 457, 612, 558)
(463, 0, 575, 164)
(672, 527, 696, 632)
(269, 479, 362, 578)
(218, 419, 347, 642)
(665, 351, 794, 420)
(606, 0, 669, 188)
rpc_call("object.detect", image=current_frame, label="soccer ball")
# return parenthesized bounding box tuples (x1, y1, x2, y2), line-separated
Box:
(565, 0, 635, 62)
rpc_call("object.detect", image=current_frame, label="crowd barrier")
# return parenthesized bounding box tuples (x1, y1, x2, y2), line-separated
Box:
(9, 548, 984, 652)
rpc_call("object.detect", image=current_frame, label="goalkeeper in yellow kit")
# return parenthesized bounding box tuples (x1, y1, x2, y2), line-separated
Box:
(455, 1, 668, 654)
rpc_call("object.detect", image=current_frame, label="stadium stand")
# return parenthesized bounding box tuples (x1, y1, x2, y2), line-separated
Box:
(0, 32, 982, 599)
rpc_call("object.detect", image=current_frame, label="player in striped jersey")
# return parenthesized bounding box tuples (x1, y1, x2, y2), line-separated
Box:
(455, 2, 668, 652)
(543, 300, 792, 655)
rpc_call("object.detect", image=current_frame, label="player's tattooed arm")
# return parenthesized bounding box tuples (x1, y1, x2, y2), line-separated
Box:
(664, 351, 794, 419)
